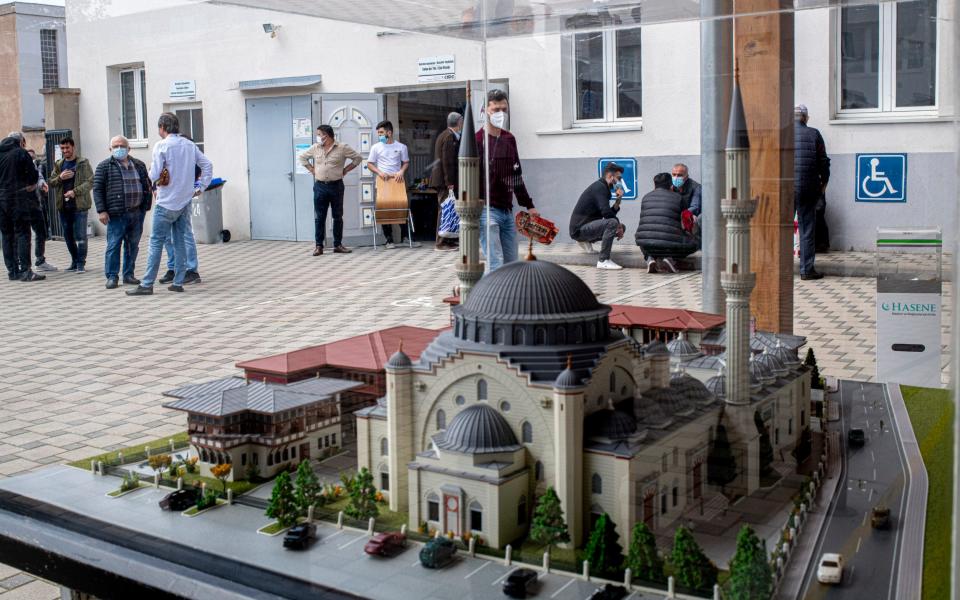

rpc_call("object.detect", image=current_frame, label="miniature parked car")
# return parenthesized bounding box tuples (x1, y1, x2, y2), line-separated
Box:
(847, 428, 866, 448)
(283, 523, 317, 550)
(816, 553, 844, 585)
(364, 531, 407, 557)
(502, 567, 538, 598)
(158, 489, 198, 511)
(871, 505, 892, 529)
(419, 537, 457, 569)
(588, 584, 628, 600)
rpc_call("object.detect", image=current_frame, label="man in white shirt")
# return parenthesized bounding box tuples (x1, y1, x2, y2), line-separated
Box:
(128, 112, 212, 295)
(366, 120, 417, 248)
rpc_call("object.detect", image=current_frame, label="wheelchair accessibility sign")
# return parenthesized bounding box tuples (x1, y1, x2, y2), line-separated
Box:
(598, 158, 637, 200)
(856, 154, 906, 202)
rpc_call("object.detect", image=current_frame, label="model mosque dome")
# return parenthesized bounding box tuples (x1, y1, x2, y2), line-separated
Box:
(705, 368, 726, 399)
(554, 356, 584, 390)
(434, 402, 521, 454)
(771, 340, 801, 367)
(587, 402, 638, 441)
(671, 369, 717, 406)
(756, 349, 788, 377)
(644, 338, 670, 356)
(386, 348, 412, 369)
(667, 333, 701, 361)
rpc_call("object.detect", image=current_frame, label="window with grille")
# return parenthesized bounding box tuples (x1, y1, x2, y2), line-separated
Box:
(176, 108, 205, 152)
(40, 30, 59, 89)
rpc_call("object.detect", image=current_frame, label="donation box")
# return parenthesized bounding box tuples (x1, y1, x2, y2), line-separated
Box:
(875, 227, 942, 386)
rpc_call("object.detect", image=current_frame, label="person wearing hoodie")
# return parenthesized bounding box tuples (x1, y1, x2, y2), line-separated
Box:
(0, 134, 44, 281)
(49, 137, 95, 273)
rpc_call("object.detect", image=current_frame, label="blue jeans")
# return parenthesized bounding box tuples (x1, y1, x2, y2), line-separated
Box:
(795, 197, 817, 275)
(60, 210, 88, 267)
(104, 211, 145, 279)
(164, 218, 198, 272)
(479, 207, 518, 273)
(141, 205, 190, 287)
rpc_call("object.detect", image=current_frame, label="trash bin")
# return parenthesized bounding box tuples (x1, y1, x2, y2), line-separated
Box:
(191, 181, 230, 244)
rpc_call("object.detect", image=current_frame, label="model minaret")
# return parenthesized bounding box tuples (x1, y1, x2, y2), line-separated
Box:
(721, 72, 756, 407)
(455, 84, 484, 304)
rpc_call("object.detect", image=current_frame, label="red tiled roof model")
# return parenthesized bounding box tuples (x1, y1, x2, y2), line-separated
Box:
(607, 305, 725, 332)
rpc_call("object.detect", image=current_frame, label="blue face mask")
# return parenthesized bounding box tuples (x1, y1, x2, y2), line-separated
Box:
(112, 147, 128, 160)
(378, 135, 388, 144)
(672, 176, 685, 189)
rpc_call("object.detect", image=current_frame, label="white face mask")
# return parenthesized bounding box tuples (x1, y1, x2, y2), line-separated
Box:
(489, 111, 507, 130)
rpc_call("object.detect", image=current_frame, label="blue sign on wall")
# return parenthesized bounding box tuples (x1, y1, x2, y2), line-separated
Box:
(856, 154, 907, 202)
(598, 157, 637, 200)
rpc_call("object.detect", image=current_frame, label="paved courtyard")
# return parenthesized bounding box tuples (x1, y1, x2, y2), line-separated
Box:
(0, 237, 952, 598)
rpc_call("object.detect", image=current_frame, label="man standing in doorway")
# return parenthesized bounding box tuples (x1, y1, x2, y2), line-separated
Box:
(430, 111, 462, 251)
(0, 133, 43, 281)
(299, 124, 362, 255)
(93, 135, 153, 289)
(793, 104, 830, 281)
(569, 162, 625, 270)
(128, 112, 212, 295)
(476, 89, 536, 272)
(49, 137, 94, 273)
(367, 120, 416, 249)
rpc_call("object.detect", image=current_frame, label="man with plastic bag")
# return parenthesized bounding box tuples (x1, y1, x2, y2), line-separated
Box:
(430, 111, 462, 251)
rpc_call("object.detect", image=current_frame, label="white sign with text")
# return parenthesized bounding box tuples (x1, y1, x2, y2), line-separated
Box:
(418, 55, 455, 83)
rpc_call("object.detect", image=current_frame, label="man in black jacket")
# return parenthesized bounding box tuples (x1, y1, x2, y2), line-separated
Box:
(569, 162, 625, 270)
(634, 173, 698, 274)
(794, 104, 830, 280)
(93, 135, 153, 289)
(0, 134, 44, 281)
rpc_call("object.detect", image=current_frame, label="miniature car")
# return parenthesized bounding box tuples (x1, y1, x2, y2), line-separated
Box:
(847, 428, 866, 447)
(588, 584, 628, 600)
(158, 488, 198, 511)
(816, 553, 844, 585)
(364, 531, 407, 557)
(419, 537, 457, 569)
(502, 567, 538, 598)
(282, 523, 317, 550)
(871, 505, 891, 529)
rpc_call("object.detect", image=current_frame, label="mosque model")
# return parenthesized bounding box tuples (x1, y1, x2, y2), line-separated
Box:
(354, 82, 811, 549)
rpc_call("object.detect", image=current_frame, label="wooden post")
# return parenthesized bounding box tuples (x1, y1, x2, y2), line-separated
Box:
(735, 0, 795, 333)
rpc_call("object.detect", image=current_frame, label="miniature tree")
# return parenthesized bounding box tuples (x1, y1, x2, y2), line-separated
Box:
(294, 460, 321, 514)
(669, 525, 718, 592)
(624, 522, 665, 583)
(265, 470, 298, 527)
(582, 513, 624, 577)
(754, 411, 774, 477)
(528, 487, 570, 552)
(345, 467, 379, 520)
(726, 525, 772, 600)
(210, 463, 232, 494)
(804, 348, 823, 390)
(707, 423, 737, 494)
(148, 454, 172, 482)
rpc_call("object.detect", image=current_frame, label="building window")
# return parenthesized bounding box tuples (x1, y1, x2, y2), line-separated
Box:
(437, 409, 446, 430)
(535, 328, 546, 345)
(522, 421, 533, 444)
(661, 454, 668, 472)
(267, 453, 273, 466)
(661, 492, 667, 514)
(518, 495, 527, 525)
(500, 401, 511, 413)
(469, 501, 483, 531)
(591, 473, 602, 495)
(556, 327, 566, 345)
(535, 461, 543, 481)
(477, 379, 487, 401)
(381, 472, 390, 491)
(572, 27, 642, 124)
(175, 108, 205, 151)
(673, 448, 679, 466)
(495, 327, 505, 344)
(801, 410, 806, 424)
(331, 433, 337, 446)
(455, 395, 466, 406)
(282, 448, 289, 461)
(775, 428, 780, 445)
(789, 418, 794, 436)
(427, 494, 440, 521)
(324, 435, 330, 448)
(318, 439, 323, 449)
(609, 372, 616, 393)
(241, 453, 247, 466)
(252, 453, 258, 465)
(513, 328, 525, 345)
(120, 68, 148, 141)
(672, 485, 679, 507)
(838, 0, 937, 114)
(40, 29, 59, 89)
(380, 438, 389, 456)
(291, 447, 296, 458)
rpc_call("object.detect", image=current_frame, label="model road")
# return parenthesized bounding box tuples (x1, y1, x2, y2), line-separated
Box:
(800, 380, 907, 599)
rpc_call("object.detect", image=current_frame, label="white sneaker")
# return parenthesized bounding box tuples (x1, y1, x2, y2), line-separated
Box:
(659, 257, 679, 273)
(35, 261, 58, 272)
(385, 242, 396, 249)
(577, 241, 597, 254)
(596, 259, 623, 270)
(646, 259, 659, 274)
(401, 238, 422, 248)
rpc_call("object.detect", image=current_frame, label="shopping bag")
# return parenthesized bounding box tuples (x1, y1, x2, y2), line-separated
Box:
(438, 190, 460, 238)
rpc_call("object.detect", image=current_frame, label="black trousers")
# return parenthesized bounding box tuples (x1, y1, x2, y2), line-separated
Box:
(815, 195, 829, 251)
(313, 180, 344, 248)
(0, 202, 31, 278)
(29, 206, 48, 264)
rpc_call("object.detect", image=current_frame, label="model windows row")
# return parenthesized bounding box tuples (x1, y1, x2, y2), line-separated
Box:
(457, 321, 606, 346)
(198, 448, 230, 464)
(265, 446, 297, 466)
(318, 433, 337, 449)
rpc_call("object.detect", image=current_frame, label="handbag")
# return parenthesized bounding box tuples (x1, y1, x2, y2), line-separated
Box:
(437, 190, 460, 238)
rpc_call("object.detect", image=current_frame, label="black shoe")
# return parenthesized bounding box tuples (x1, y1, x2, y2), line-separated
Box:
(125, 286, 153, 296)
(159, 270, 175, 284)
(7, 272, 16, 281)
(19, 271, 45, 281)
(183, 271, 202, 284)
(105, 277, 119, 289)
(65, 263, 78, 272)
(123, 276, 141, 285)
(168, 284, 184, 293)
(800, 270, 824, 281)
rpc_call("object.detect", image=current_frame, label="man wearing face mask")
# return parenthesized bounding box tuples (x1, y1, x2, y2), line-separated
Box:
(367, 120, 416, 248)
(93, 135, 153, 289)
(476, 88, 536, 272)
(429, 112, 463, 251)
(569, 162, 626, 270)
(299, 124, 363, 256)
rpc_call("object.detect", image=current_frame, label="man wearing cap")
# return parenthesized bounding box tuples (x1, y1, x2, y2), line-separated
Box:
(793, 104, 830, 280)
(569, 162, 626, 270)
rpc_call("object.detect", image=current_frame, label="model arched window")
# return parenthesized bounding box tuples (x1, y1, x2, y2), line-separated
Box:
(513, 328, 525, 345)
(610, 372, 616, 392)
(521, 421, 533, 444)
(495, 327, 505, 344)
(591, 473, 603, 494)
(380, 438, 389, 456)
(266, 453, 273, 466)
(274, 451, 281, 464)
(477, 379, 488, 401)
(556, 327, 566, 345)
(437, 409, 447, 430)
(535, 328, 546, 345)
(469, 501, 483, 531)
(477, 324, 486, 342)
(574, 324, 583, 343)
(379, 464, 390, 491)
(518, 495, 527, 525)
(455, 395, 466, 406)
(282, 448, 289, 461)
(535, 461, 544, 481)
(427, 493, 440, 521)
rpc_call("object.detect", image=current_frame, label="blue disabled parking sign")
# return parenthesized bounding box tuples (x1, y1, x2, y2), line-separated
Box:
(598, 157, 637, 200)
(856, 154, 906, 202)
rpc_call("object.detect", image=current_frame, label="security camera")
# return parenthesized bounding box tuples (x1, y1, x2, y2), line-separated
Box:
(262, 23, 281, 38)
